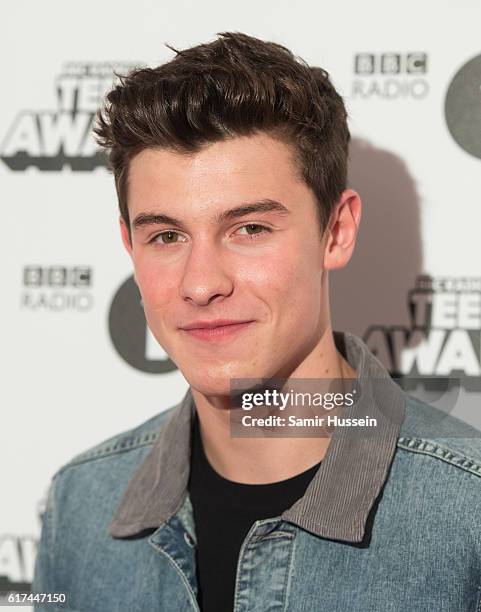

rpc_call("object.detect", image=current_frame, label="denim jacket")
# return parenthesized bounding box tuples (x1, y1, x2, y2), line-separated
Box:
(32, 332, 481, 611)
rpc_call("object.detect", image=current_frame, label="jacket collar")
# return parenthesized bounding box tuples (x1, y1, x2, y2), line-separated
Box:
(109, 331, 406, 543)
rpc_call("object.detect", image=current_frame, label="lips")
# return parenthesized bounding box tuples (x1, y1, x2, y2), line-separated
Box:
(179, 319, 255, 342)
(180, 319, 252, 331)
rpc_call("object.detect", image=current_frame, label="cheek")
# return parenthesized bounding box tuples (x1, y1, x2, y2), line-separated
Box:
(238, 245, 323, 318)
(133, 259, 176, 311)
(269, 258, 323, 344)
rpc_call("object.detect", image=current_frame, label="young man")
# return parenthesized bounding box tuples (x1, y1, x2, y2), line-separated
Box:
(33, 32, 481, 611)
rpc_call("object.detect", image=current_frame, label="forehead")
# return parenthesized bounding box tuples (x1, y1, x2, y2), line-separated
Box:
(126, 132, 307, 217)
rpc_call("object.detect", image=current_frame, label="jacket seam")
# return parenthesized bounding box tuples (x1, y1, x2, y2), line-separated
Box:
(53, 406, 178, 475)
(397, 436, 481, 478)
(282, 533, 297, 612)
(149, 531, 199, 610)
(54, 432, 160, 477)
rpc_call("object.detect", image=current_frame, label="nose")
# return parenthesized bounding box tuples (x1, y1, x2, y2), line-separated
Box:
(179, 239, 234, 306)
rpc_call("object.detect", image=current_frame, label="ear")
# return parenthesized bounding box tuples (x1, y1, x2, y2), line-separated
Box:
(323, 189, 362, 270)
(119, 216, 133, 257)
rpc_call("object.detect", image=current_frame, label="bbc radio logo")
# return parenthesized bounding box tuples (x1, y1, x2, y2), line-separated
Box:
(21, 265, 94, 311)
(0, 61, 139, 172)
(352, 52, 429, 99)
(364, 275, 481, 391)
(354, 53, 428, 75)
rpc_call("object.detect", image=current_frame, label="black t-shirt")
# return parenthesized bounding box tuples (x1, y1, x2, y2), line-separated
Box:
(187, 412, 321, 612)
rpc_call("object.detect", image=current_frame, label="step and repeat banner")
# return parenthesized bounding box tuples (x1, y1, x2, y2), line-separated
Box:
(2, 0, 480, 603)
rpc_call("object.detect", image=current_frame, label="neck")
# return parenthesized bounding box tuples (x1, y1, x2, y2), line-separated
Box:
(191, 327, 356, 484)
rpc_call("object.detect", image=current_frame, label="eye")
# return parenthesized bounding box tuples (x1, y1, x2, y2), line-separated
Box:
(151, 230, 186, 245)
(236, 224, 272, 238)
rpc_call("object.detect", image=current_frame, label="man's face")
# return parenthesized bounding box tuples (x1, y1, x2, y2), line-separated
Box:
(122, 132, 331, 395)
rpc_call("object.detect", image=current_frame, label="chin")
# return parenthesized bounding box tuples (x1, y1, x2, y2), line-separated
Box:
(181, 360, 268, 397)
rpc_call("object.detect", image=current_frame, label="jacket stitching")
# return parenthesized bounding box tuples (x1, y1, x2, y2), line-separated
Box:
(149, 530, 199, 610)
(55, 431, 160, 476)
(397, 436, 481, 478)
(282, 533, 297, 612)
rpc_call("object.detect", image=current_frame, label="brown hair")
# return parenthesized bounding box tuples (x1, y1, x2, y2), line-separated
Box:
(94, 31, 350, 242)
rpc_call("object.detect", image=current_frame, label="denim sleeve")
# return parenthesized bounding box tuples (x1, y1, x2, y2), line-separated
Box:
(31, 475, 58, 611)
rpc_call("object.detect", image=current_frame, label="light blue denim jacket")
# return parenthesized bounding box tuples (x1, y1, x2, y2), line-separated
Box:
(32, 332, 481, 611)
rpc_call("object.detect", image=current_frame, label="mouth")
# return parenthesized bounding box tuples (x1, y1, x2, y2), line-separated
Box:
(179, 320, 255, 342)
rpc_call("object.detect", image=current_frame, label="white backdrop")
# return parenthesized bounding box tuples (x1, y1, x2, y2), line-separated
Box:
(2, 0, 481, 601)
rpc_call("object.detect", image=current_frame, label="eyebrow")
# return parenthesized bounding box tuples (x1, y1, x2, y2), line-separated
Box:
(131, 199, 290, 232)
